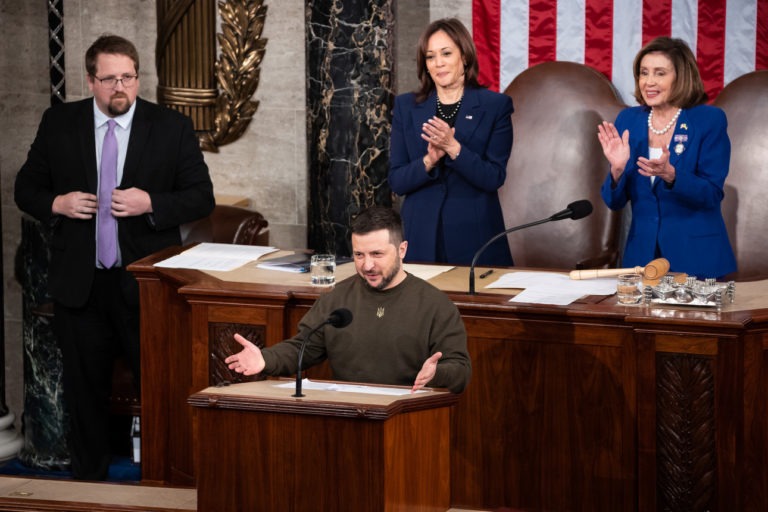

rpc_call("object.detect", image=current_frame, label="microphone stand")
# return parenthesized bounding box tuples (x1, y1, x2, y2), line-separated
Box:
(293, 322, 328, 397)
(469, 200, 593, 294)
(469, 218, 551, 294)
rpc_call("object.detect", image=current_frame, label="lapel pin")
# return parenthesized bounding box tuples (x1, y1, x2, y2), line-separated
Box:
(466, 115, 472, 120)
(680, 123, 688, 130)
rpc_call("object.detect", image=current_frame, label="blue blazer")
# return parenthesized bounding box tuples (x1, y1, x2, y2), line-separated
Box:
(601, 105, 736, 278)
(389, 87, 514, 266)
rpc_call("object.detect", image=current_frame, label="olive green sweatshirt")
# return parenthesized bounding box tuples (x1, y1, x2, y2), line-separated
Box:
(261, 273, 471, 393)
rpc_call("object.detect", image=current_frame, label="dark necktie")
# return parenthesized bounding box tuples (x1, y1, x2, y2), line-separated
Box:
(98, 119, 118, 268)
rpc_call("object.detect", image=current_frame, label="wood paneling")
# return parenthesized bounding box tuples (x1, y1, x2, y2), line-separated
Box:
(129, 248, 768, 510)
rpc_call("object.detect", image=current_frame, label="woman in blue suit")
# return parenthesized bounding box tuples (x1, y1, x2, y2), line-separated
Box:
(598, 37, 736, 279)
(389, 18, 513, 266)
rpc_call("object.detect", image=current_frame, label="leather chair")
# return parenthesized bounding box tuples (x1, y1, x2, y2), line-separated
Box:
(713, 70, 768, 281)
(181, 204, 270, 246)
(498, 61, 626, 269)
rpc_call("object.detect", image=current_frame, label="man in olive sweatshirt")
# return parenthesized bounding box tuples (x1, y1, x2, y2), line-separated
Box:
(226, 206, 471, 393)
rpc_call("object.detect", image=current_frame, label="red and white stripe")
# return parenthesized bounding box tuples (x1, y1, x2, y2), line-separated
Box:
(473, 0, 768, 102)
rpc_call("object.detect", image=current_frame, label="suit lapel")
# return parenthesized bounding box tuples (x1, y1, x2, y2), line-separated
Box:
(122, 98, 151, 187)
(630, 109, 664, 191)
(453, 87, 482, 140)
(79, 101, 99, 194)
(667, 108, 689, 170)
(412, 92, 435, 132)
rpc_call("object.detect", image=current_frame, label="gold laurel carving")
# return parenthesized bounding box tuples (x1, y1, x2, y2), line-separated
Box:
(199, 0, 268, 152)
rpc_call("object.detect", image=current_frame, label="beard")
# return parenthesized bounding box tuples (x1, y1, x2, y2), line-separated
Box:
(108, 93, 132, 116)
(364, 257, 402, 291)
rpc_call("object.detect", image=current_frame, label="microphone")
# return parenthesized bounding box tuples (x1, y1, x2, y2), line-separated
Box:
(468, 200, 593, 294)
(293, 308, 353, 397)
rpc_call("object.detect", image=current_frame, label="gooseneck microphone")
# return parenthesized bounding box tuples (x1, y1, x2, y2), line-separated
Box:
(468, 200, 593, 294)
(293, 308, 353, 397)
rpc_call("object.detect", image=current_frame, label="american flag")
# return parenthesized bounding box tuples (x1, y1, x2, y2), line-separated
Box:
(473, 0, 768, 103)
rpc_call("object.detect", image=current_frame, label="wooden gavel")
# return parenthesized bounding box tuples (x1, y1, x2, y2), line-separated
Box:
(569, 257, 670, 280)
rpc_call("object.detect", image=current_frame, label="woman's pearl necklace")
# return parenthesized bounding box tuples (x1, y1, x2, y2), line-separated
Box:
(648, 107, 682, 135)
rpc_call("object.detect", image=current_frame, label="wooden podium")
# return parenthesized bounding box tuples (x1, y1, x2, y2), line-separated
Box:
(188, 379, 459, 512)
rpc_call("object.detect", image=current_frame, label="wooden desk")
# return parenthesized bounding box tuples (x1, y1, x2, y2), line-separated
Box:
(129, 247, 768, 511)
(189, 380, 457, 511)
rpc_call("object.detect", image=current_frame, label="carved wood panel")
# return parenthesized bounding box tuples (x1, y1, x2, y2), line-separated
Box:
(208, 322, 266, 386)
(656, 353, 716, 511)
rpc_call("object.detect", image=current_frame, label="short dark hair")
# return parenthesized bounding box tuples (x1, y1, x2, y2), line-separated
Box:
(85, 35, 140, 77)
(414, 18, 483, 103)
(632, 36, 706, 108)
(351, 206, 404, 246)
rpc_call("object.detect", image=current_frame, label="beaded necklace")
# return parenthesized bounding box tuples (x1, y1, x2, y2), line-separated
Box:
(437, 94, 463, 120)
(648, 107, 682, 135)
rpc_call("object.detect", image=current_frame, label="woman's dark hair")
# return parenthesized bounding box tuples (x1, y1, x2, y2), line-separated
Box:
(632, 36, 707, 108)
(85, 34, 140, 77)
(414, 18, 482, 103)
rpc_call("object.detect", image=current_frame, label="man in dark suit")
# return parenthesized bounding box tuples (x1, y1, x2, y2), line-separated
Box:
(14, 34, 215, 480)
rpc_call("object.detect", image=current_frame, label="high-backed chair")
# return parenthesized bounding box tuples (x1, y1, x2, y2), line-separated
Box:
(181, 204, 270, 246)
(713, 70, 768, 281)
(499, 61, 626, 269)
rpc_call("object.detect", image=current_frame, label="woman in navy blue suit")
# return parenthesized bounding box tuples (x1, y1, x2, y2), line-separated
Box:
(389, 18, 513, 266)
(598, 37, 736, 279)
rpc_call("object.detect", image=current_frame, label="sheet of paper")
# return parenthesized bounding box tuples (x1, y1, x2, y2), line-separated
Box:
(403, 263, 455, 281)
(484, 271, 617, 305)
(509, 287, 589, 305)
(274, 379, 424, 396)
(155, 242, 278, 271)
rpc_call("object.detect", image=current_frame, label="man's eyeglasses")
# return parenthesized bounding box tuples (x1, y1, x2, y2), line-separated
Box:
(92, 75, 138, 88)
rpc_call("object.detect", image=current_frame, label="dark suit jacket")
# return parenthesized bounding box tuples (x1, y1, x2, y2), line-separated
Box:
(601, 105, 736, 278)
(15, 97, 215, 307)
(389, 86, 514, 266)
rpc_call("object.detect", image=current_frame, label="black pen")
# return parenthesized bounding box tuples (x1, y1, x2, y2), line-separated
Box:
(479, 269, 494, 279)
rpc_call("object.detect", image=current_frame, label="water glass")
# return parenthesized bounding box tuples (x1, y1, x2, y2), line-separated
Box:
(310, 254, 335, 286)
(617, 273, 642, 304)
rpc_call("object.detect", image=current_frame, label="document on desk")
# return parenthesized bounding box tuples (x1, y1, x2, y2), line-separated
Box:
(403, 263, 454, 281)
(485, 271, 616, 305)
(274, 379, 424, 396)
(155, 242, 278, 271)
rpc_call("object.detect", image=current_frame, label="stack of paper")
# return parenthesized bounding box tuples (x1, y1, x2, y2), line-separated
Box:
(154, 243, 277, 271)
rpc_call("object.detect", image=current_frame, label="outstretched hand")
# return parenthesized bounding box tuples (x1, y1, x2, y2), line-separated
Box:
(411, 351, 443, 393)
(597, 121, 630, 181)
(224, 333, 266, 376)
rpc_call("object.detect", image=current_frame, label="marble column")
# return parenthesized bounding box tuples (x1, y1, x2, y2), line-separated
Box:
(8, 0, 70, 470)
(0, 190, 23, 461)
(17, 217, 69, 470)
(306, 0, 395, 255)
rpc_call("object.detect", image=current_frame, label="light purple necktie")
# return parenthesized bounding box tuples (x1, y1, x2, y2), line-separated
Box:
(98, 119, 118, 268)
